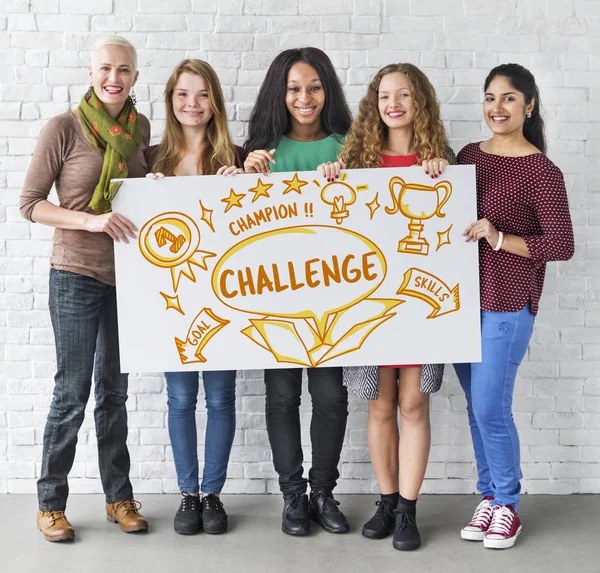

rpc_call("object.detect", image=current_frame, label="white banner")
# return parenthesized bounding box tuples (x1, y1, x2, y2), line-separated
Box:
(113, 166, 481, 372)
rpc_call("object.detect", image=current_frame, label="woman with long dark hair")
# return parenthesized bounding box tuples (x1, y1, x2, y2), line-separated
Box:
(326, 63, 452, 551)
(146, 59, 243, 536)
(454, 64, 574, 549)
(243, 47, 353, 537)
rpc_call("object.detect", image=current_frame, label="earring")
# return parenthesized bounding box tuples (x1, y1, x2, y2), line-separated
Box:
(526, 111, 532, 119)
(130, 88, 137, 107)
(85, 82, 93, 103)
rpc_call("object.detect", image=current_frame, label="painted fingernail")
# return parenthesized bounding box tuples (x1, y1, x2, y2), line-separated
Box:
(425, 171, 429, 174)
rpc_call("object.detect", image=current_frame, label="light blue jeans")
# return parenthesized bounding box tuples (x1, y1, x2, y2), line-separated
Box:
(165, 371, 236, 495)
(454, 305, 535, 511)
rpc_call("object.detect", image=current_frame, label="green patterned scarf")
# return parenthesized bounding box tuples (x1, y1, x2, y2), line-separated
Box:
(79, 88, 143, 214)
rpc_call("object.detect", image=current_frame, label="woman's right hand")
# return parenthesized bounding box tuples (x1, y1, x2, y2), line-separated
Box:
(244, 148, 276, 174)
(84, 212, 138, 243)
(146, 172, 165, 180)
(422, 158, 448, 178)
(317, 158, 346, 181)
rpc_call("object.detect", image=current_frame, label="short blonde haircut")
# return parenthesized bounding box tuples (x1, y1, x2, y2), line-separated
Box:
(91, 35, 138, 73)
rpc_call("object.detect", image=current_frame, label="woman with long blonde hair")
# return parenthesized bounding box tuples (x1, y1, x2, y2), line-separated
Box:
(323, 63, 454, 551)
(146, 59, 242, 536)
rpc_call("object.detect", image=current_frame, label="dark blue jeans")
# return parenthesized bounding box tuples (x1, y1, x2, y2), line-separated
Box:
(38, 269, 133, 511)
(165, 371, 236, 494)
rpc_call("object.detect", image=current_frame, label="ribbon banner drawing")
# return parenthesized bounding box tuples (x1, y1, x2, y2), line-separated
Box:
(113, 166, 481, 372)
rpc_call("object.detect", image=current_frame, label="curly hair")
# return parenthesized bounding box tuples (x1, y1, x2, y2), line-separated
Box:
(342, 63, 449, 168)
(152, 59, 237, 176)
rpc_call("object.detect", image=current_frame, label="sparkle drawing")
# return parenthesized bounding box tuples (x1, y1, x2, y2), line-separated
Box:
(199, 200, 214, 232)
(160, 291, 185, 315)
(437, 224, 453, 251)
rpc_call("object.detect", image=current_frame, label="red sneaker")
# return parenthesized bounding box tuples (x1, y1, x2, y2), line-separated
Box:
(461, 496, 494, 541)
(484, 505, 522, 549)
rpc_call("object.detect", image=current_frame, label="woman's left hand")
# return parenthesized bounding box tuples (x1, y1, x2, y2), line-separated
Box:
(422, 158, 448, 178)
(217, 165, 245, 176)
(464, 218, 500, 247)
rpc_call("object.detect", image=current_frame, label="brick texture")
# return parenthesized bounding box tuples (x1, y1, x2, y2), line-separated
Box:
(0, 0, 598, 495)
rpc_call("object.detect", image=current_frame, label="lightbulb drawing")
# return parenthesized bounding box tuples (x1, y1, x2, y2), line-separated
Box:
(320, 180, 357, 225)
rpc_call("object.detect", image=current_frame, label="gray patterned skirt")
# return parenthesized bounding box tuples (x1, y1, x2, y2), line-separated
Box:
(343, 364, 444, 400)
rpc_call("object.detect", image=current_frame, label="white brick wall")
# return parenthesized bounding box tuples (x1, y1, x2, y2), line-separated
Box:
(0, 0, 598, 495)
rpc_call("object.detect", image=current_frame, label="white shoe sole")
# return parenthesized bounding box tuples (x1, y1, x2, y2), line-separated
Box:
(483, 525, 522, 549)
(461, 528, 486, 541)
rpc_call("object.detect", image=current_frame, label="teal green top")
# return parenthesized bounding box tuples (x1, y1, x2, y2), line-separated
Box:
(270, 134, 344, 173)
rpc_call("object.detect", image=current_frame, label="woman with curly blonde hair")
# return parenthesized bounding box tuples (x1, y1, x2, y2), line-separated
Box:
(322, 63, 454, 552)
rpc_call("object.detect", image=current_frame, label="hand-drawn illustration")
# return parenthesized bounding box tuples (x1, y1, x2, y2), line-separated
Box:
(138, 212, 216, 292)
(175, 308, 230, 364)
(366, 193, 380, 220)
(396, 267, 460, 318)
(282, 173, 308, 195)
(248, 178, 273, 202)
(385, 176, 452, 256)
(314, 172, 368, 225)
(199, 200, 214, 232)
(436, 224, 453, 251)
(160, 291, 185, 315)
(221, 188, 246, 213)
(115, 166, 479, 373)
(212, 225, 397, 366)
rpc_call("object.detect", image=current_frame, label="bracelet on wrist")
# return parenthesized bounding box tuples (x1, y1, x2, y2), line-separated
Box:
(493, 231, 504, 251)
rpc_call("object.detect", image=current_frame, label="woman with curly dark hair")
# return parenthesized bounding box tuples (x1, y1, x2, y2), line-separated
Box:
(325, 63, 454, 552)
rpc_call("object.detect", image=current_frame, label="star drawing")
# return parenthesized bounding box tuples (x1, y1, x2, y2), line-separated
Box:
(221, 188, 245, 213)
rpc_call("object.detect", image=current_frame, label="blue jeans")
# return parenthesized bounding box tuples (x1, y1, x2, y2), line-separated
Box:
(454, 305, 535, 511)
(38, 269, 133, 511)
(165, 370, 236, 494)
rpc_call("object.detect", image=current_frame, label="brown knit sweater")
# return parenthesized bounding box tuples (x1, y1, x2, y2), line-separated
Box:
(20, 109, 151, 286)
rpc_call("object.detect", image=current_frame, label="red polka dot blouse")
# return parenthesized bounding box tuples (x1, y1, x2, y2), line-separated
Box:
(457, 143, 575, 315)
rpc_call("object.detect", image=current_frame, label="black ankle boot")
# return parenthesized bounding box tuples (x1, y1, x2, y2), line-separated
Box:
(309, 490, 350, 534)
(282, 493, 310, 536)
(362, 500, 396, 539)
(392, 502, 421, 550)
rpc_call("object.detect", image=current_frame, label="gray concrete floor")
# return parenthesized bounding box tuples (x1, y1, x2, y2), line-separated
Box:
(0, 494, 597, 573)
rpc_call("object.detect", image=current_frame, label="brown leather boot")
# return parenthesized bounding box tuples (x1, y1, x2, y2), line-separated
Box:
(37, 511, 75, 542)
(106, 499, 148, 533)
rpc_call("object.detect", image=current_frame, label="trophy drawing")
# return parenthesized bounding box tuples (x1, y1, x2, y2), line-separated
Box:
(385, 176, 452, 256)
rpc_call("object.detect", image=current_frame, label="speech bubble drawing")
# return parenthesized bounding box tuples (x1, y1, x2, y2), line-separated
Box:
(211, 225, 387, 336)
